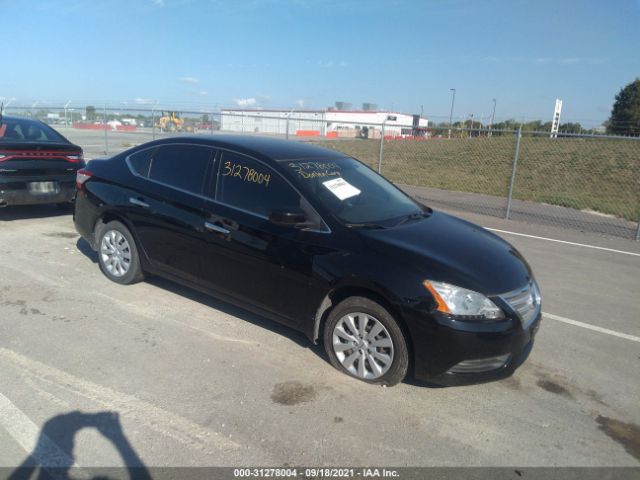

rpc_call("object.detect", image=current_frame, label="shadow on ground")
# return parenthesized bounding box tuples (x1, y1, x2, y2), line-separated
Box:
(75, 238, 325, 359)
(0, 204, 73, 222)
(74, 239, 440, 388)
(8, 410, 151, 480)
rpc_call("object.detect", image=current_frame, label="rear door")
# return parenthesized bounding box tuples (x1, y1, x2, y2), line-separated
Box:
(124, 143, 216, 282)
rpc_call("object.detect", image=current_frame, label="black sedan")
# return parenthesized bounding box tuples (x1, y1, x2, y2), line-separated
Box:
(74, 135, 541, 386)
(0, 115, 84, 208)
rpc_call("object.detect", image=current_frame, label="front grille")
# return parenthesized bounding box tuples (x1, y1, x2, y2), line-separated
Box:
(500, 281, 541, 328)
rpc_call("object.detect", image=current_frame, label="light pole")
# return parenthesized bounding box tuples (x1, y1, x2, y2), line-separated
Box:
(489, 98, 497, 137)
(0, 97, 16, 114)
(64, 100, 71, 128)
(468, 113, 474, 137)
(448, 88, 456, 139)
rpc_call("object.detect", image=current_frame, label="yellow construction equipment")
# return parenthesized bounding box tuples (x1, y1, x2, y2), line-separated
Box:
(155, 111, 185, 132)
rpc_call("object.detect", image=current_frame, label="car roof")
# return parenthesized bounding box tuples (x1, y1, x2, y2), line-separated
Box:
(0, 115, 45, 126)
(157, 134, 348, 162)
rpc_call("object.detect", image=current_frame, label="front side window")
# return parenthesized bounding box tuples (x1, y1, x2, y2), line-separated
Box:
(216, 151, 300, 218)
(148, 144, 213, 194)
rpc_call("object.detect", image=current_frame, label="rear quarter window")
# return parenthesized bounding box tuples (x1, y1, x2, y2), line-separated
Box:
(128, 148, 156, 177)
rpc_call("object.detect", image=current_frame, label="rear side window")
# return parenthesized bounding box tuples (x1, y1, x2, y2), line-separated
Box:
(128, 148, 156, 177)
(148, 144, 213, 195)
(216, 151, 301, 217)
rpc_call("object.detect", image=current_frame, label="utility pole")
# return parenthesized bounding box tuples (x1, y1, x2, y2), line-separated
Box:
(64, 100, 71, 128)
(488, 99, 497, 137)
(448, 88, 456, 139)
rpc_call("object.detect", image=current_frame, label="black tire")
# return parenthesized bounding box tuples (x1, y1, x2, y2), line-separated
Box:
(95, 220, 144, 285)
(323, 296, 409, 386)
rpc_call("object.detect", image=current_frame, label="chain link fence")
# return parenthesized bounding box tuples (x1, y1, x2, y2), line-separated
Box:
(318, 127, 639, 239)
(3, 105, 639, 240)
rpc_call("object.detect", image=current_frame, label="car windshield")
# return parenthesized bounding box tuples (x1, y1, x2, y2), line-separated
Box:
(284, 156, 425, 226)
(0, 118, 67, 143)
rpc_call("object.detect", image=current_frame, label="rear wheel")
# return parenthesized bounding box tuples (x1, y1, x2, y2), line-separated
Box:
(95, 220, 144, 285)
(324, 296, 409, 386)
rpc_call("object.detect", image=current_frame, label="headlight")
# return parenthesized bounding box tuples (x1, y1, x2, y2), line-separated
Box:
(423, 280, 504, 320)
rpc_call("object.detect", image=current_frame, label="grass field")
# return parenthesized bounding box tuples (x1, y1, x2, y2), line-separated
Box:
(310, 136, 640, 222)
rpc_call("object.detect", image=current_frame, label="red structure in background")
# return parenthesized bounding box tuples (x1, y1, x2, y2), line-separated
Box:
(73, 123, 136, 132)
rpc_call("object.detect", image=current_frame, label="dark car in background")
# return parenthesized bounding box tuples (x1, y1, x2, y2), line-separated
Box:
(74, 135, 541, 386)
(0, 115, 84, 208)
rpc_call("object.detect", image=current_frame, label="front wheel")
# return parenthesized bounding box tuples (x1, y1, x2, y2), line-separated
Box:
(324, 296, 409, 386)
(95, 220, 144, 285)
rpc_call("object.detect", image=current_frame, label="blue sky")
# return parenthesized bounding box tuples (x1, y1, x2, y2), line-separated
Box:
(2, 0, 639, 126)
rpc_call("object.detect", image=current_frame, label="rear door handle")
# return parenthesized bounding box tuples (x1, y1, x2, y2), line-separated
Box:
(204, 221, 230, 235)
(129, 197, 150, 208)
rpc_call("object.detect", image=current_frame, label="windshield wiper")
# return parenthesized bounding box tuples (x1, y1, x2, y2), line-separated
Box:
(344, 222, 387, 230)
(393, 211, 430, 227)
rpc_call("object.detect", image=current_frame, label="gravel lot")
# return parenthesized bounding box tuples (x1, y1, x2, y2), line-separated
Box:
(0, 199, 638, 469)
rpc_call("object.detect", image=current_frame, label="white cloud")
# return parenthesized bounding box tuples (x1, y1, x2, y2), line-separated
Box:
(198, 91, 209, 96)
(316, 59, 348, 68)
(234, 97, 257, 107)
(134, 97, 155, 105)
(296, 99, 305, 108)
(151, 0, 164, 5)
(559, 57, 581, 65)
(178, 76, 200, 84)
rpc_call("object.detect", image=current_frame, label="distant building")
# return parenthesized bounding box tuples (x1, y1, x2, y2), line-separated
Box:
(219, 107, 428, 138)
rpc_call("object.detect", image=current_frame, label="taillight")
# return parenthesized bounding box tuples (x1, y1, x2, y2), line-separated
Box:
(76, 169, 93, 190)
(65, 152, 84, 163)
(0, 150, 84, 162)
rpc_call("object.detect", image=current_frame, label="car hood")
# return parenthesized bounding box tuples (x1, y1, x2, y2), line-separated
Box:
(359, 211, 533, 295)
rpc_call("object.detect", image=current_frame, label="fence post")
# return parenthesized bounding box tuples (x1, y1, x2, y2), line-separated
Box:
(378, 122, 386, 173)
(210, 113, 214, 135)
(505, 125, 522, 219)
(286, 117, 290, 140)
(152, 108, 156, 140)
(635, 219, 640, 241)
(103, 105, 109, 155)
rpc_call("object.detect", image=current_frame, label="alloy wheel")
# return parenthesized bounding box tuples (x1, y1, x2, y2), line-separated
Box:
(100, 230, 132, 277)
(332, 312, 394, 380)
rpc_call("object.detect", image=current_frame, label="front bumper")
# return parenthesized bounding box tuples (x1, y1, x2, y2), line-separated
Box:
(0, 181, 75, 206)
(404, 307, 541, 386)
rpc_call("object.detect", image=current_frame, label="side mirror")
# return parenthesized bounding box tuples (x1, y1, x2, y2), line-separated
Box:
(269, 208, 310, 227)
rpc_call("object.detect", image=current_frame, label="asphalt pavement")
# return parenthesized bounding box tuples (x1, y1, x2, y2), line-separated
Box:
(0, 203, 638, 469)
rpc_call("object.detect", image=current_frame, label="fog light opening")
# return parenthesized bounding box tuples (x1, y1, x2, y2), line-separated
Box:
(448, 354, 512, 374)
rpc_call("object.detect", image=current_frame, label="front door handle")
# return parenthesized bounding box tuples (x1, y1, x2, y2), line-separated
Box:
(204, 221, 230, 235)
(129, 197, 150, 208)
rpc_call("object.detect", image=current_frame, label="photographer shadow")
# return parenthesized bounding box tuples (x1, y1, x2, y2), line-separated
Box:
(9, 410, 151, 480)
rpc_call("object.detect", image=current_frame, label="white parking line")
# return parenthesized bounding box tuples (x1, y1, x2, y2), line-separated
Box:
(0, 347, 239, 453)
(0, 391, 81, 469)
(543, 312, 640, 343)
(485, 228, 640, 257)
